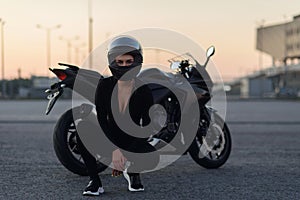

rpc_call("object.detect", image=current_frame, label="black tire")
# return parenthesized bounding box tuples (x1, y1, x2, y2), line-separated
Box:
(188, 112, 231, 169)
(53, 108, 108, 176)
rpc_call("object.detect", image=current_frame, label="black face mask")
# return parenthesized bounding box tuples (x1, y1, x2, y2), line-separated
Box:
(109, 63, 142, 81)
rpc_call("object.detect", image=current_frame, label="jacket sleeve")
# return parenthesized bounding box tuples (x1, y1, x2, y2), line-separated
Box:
(95, 79, 115, 146)
(140, 85, 154, 127)
(127, 84, 155, 151)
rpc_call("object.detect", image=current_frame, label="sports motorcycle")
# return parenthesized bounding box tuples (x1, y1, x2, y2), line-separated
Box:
(45, 46, 231, 175)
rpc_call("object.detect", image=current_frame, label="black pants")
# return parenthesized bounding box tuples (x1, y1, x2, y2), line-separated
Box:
(76, 121, 159, 179)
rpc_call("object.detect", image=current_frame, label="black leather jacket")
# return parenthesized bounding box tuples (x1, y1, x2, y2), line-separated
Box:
(95, 76, 154, 152)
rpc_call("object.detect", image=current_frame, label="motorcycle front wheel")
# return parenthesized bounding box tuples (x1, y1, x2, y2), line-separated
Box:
(53, 108, 108, 176)
(188, 112, 231, 169)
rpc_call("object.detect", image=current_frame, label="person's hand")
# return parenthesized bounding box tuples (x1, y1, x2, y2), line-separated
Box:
(112, 149, 127, 171)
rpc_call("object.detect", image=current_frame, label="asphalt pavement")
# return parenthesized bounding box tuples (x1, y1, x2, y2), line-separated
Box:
(0, 100, 299, 199)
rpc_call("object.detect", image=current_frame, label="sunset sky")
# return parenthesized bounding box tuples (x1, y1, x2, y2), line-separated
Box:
(0, 0, 299, 81)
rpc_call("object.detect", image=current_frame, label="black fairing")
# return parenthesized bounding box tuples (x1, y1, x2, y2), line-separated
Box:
(147, 83, 172, 104)
(68, 69, 103, 104)
(138, 67, 211, 106)
(188, 66, 213, 92)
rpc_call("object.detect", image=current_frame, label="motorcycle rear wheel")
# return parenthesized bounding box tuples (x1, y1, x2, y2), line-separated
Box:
(53, 108, 108, 176)
(188, 112, 231, 169)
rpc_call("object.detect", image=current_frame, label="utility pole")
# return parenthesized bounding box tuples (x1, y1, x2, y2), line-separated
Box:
(0, 18, 6, 98)
(73, 43, 86, 65)
(59, 36, 80, 63)
(36, 24, 61, 76)
(88, 0, 93, 69)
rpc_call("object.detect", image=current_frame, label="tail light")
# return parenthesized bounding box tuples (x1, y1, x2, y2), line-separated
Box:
(50, 68, 67, 80)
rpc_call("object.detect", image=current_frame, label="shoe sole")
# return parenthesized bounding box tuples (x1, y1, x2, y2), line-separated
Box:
(123, 171, 145, 192)
(82, 187, 104, 196)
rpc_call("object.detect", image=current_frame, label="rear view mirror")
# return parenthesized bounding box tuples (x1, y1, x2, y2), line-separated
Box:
(206, 46, 215, 58)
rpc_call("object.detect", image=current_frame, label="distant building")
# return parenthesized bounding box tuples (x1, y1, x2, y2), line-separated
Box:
(256, 14, 300, 65)
(32, 76, 56, 89)
(27, 76, 71, 99)
(226, 64, 300, 98)
(18, 87, 30, 98)
(240, 72, 273, 98)
(226, 14, 300, 98)
(27, 76, 57, 98)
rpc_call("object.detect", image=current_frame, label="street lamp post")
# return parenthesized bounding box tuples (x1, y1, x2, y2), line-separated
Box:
(73, 43, 86, 65)
(36, 24, 61, 76)
(0, 18, 5, 97)
(256, 19, 265, 71)
(59, 36, 80, 63)
(88, 0, 93, 69)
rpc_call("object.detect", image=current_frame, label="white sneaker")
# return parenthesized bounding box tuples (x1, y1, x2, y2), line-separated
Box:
(123, 168, 144, 192)
(82, 179, 104, 196)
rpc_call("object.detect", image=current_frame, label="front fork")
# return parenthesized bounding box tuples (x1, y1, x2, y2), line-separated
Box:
(197, 106, 211, 138)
